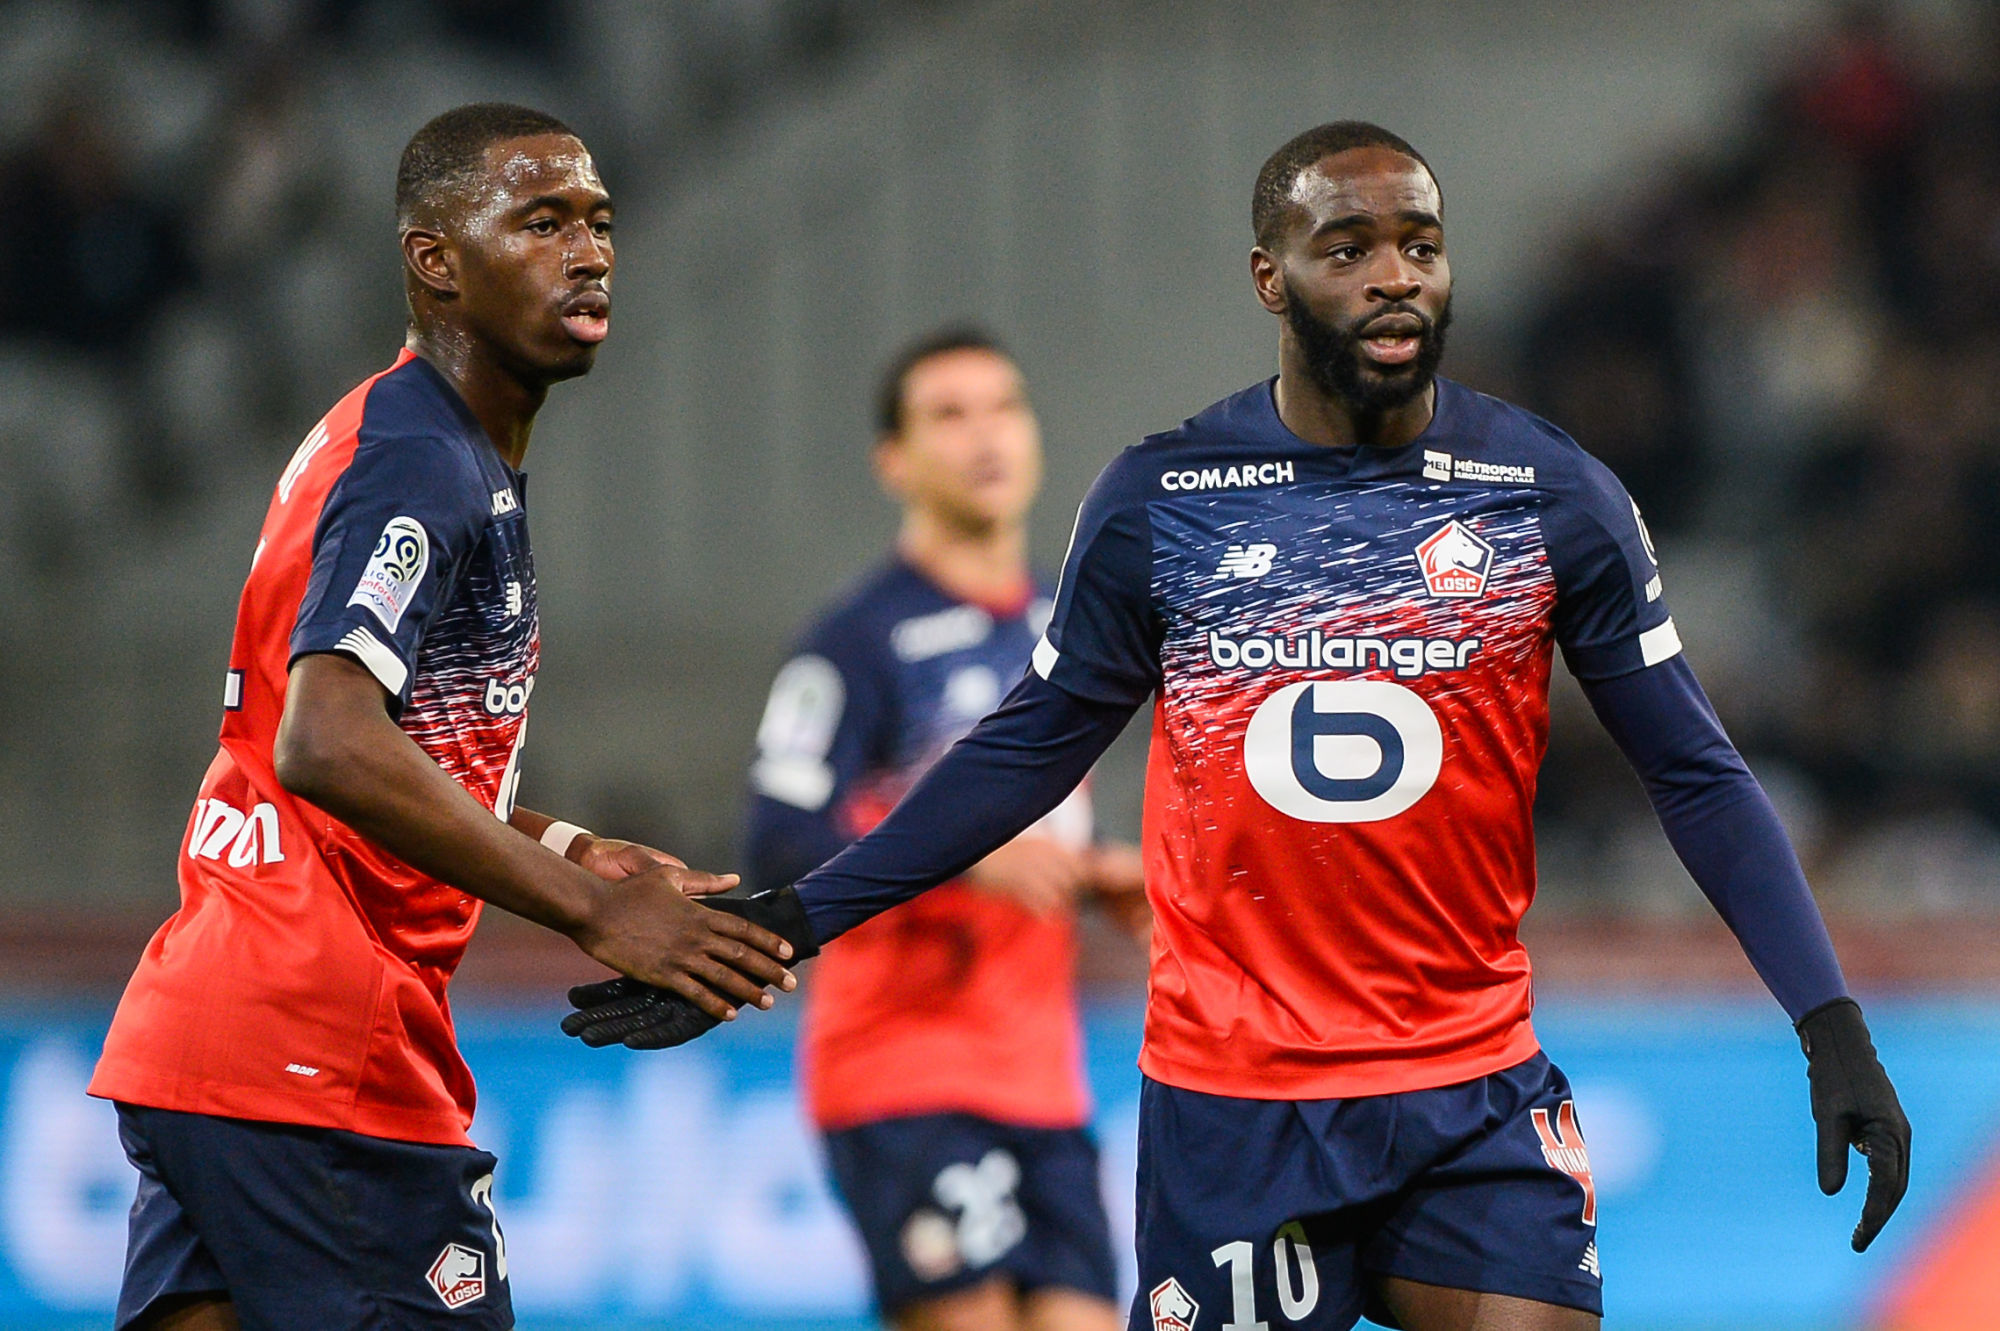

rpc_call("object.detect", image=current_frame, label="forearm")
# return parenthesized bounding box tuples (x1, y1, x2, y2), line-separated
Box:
(1582, 657, 1847, 1019)
(276, 662, 609, 939)
(745, 799, 853, 895)
(795, 673, 1137, 941)
(509, 806, 593, 863)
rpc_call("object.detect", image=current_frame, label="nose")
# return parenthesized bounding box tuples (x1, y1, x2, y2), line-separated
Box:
(565, 225, 610, 280)
(1366, 254, 1422, 304)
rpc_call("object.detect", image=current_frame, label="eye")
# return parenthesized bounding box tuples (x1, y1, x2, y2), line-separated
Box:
(1408, 241, 1440, 260)
(1327, 243, 1363, 263)
(526, 217, 559, 235)
(592, 219, 615, 238)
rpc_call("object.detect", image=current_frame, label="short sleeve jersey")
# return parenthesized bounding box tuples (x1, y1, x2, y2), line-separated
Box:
(747, 562, 1094, 1131)
(1035, 377, 1676, 1100)
(90, 351, 539, 1146)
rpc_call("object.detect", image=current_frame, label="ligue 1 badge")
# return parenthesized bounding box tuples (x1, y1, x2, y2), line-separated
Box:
(1415, 519, 1495, 599)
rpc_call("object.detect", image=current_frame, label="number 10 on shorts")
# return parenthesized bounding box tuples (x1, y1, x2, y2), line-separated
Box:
(1211, 1221, 1320, 1329)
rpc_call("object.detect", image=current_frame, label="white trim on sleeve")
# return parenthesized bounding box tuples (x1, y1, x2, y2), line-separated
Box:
(337, 625, 410, 696)
(1638, 618, 1683, 668)
(1031, 634, 1060, 680)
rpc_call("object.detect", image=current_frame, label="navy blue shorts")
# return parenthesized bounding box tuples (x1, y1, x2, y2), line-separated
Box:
(821, 1112, 1120, 1315)
(115, 1103, 513, 1330)
(1132, 1054, 1602, 1331)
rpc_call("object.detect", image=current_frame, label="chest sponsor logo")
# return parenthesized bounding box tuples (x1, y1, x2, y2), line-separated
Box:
(483, 674, 536, 716)
(1149, 1277, 1199, 1331)
(1243, 680, 1443, 823)
(427, 1242, 487, 1309)
(491, 487, 519, 516)
(1420, 449, 1537, 485)
(1216, 543, 1277, 579)
(1209, 630, 1480, 678)
(1160, 460, 1295, 492)
(347, 515, 429, 633)
(1415, 520, 1495, 599)
(188, 797, 285, 867)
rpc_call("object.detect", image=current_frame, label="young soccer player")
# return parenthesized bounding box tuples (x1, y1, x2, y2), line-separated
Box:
(745, 330, 1140, 1331)
(91, 104, 797, 1331)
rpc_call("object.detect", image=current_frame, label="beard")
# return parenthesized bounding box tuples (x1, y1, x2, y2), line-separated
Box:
(1286, 291, 1452, 419)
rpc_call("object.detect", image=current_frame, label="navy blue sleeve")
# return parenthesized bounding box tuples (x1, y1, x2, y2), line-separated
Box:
(1543, 450, 1680, 681)
(743, 619, 894, 894)
(1029, 452, 1162, 707)
(793, 672, 1137, 941)
(290, 436, 488, 712)
(1581, 655, 1848, 1020)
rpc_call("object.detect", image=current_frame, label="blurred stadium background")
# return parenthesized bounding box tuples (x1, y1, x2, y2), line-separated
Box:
(2, 0, 1999, 1326)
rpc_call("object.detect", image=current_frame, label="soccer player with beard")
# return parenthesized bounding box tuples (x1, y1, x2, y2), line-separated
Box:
(566, 122, 1910, 1331)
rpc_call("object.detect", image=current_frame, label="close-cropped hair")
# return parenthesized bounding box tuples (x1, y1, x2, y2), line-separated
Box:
(1251, 121, 1437, 248)
(396, 102, 575, 231)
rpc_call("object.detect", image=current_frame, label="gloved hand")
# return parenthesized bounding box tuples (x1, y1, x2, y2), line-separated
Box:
(1797, 997, 1911, 1252)
(561, 885, 820, 1050)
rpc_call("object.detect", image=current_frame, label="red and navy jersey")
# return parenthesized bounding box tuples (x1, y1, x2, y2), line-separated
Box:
(91, 350, 538, 1146)
(1033, 376, 1677, 1100)
(746, 561, 1094, 1131)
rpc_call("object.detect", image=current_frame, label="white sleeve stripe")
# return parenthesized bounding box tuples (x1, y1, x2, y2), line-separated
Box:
(1032, 634, 1060, 680)
(337, 625, 409, 696)
(1638, 618, 1682, 668)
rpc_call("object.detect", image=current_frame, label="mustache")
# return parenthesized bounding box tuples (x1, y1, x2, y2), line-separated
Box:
(1350, 302, 1436, 340)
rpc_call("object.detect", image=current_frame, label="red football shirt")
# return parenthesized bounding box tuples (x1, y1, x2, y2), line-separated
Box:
(90, 351, 541, 1146)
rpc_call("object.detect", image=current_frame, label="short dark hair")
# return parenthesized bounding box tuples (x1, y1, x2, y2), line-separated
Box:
(1251, 121, 1437, 249)
(396, 102, 575, 231)
(875, 327, 1012, 437)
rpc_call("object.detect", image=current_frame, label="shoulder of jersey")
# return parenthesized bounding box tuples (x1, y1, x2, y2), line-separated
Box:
(1429, 380, 1623, 500)
(795, 560, 930, 656)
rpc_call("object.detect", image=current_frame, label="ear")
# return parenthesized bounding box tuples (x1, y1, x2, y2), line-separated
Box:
(872, 435, 911, 500)
(1250, 246, 1287, 315)
(402, 227, 458, 298)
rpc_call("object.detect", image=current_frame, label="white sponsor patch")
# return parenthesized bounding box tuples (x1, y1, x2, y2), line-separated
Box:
(347, 516, 428, 633)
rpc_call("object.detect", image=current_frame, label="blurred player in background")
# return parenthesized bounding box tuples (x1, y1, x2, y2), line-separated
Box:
(571, 123, 1911, 1331)
(745, 330, 1143, 1331)
(87, 104, 797, 1331)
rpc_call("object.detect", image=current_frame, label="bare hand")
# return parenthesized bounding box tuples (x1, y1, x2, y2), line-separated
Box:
(571, 860, 798, 1021)
(573, 836, 688, 883)
(965, 835, 1091, 915)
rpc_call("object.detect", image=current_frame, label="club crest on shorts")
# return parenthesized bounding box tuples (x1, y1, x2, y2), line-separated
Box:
(1414, 520, 1495, 599)
(1150, 1276, 1200, 1331)
(427, 1241, 486, 1309)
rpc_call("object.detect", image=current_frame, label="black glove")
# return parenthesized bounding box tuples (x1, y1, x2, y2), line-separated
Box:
(1797, 997, 1910, 1252)
(560, 885, 820, 1050)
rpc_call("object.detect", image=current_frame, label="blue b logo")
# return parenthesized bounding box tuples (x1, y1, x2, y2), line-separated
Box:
(1244, 681, 1442, 823)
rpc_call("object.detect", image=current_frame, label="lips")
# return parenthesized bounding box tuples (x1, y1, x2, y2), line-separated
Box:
(1358, 313, 1425, 367)
(559, 289, 611, 345)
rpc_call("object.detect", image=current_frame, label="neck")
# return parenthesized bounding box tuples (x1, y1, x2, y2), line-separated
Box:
(407, 325, 548, 469)
(1273, 342, 1435, 451)
(897, 508, 1030, 610)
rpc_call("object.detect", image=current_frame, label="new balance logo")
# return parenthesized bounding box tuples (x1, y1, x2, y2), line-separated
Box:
(504, 580, 524, 618)
(1579, 1241, 1601, 1278)
(188, 797, 285, 867)
(1532, 1099, 1597, 1226)
(1217, 543, 1277, 579)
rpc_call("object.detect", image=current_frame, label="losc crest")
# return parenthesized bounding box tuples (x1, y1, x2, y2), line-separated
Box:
(1414, 520, 1495, 599)
(427, 1242, 486, 1309)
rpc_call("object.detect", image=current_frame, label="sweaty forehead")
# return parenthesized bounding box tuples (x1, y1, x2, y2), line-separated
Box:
(1286, 146, 1441, 230)
(478, 133, 606, 206)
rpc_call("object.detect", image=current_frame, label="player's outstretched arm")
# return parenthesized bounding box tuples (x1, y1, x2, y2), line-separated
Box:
(562, 673, 1137, 1049)
(275, 653, 798, 1021)
(1581, 654, 1910, 1250)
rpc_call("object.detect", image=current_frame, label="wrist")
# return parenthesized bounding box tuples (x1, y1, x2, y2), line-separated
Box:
(540, 820, 595, 863)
